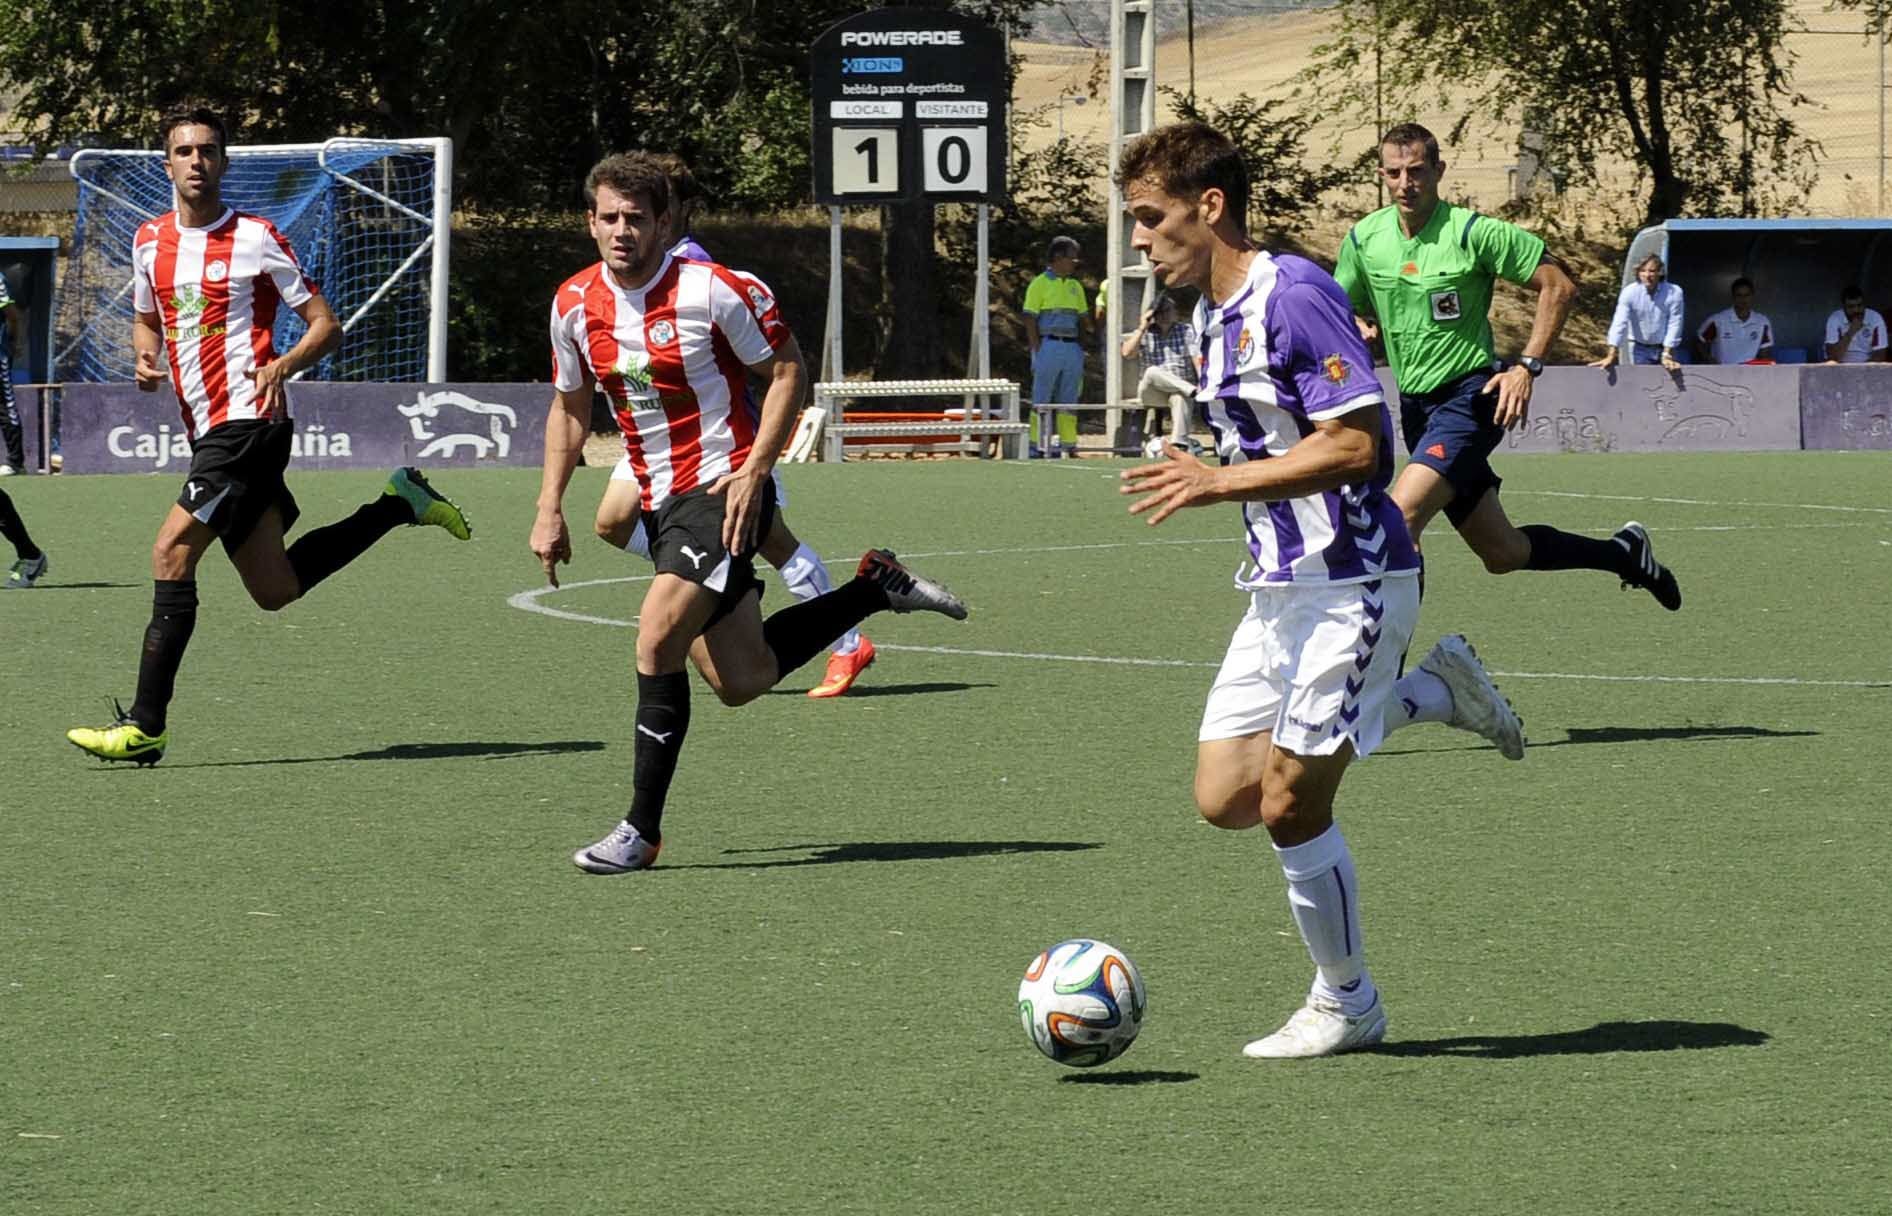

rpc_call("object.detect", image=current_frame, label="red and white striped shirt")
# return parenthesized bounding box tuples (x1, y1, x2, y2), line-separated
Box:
(133, 208, 316, 439)
(550, 254, 790, 512)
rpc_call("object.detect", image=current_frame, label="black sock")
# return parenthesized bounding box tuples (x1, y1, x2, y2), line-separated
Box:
(626, 671, 692, 843)
(761, 578, 887, 679)
(285, 495, 410, 594)
(1521, 524, 1630, 575)
(0, 490, 39, 560)
(129, 579, 198, 735)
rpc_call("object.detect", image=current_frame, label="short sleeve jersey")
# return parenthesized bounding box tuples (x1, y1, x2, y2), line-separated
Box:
(132, 208, 317, 439)
(1824, 308, 1888, 362)
(549, 253, 790, 512)
(1333, 203, 1545, 395)
(1697, 308, 1773, 364)
(1022, 271, 1087, 339)
(1194, 252, 1419, 586)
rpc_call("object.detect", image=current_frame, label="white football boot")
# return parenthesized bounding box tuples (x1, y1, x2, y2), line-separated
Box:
(1417, 633, 1525, 760)
(572, 821, 662, 874)
(1243, 994, 1387, 1059)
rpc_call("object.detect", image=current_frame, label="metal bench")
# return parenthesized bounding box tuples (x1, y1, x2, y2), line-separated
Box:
(813, 379, 1026, 462)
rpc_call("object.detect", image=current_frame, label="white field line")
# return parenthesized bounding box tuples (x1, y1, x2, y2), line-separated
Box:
(1508, 489, 1892, 516)
(506, 541, 1892, 689)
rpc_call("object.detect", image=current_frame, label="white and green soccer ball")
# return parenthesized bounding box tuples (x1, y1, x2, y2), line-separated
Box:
(1017, 938, 1146, 1068)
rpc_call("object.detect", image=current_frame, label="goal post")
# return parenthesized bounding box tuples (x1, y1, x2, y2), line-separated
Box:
(57, 137, 452, 385)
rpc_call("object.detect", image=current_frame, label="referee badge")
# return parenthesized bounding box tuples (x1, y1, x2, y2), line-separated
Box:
(1429, 290, 1462, 321)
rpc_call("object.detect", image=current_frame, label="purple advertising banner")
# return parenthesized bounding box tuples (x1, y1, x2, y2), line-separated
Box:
(1796, 365, 1892, 450)
(1375, 364, 1803, 454)
(57, 383, 554, 475)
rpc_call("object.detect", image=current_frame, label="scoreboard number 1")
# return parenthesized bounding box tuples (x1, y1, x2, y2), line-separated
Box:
(831, 127, 900, 195)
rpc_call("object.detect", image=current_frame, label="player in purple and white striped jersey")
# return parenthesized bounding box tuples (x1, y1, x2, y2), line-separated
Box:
(1117, 122, 1523, 1061)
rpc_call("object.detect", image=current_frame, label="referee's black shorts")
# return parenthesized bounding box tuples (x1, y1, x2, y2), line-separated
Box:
(176, 418, 301, 552)
(644, 482, 775, 629)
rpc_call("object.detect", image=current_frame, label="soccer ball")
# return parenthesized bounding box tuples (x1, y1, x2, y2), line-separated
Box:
(1017, 939, 1146, 1067)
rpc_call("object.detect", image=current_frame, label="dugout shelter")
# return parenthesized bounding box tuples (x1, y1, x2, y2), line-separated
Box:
(1, 236, 59, 385)
(1621, 218, 1892, 362)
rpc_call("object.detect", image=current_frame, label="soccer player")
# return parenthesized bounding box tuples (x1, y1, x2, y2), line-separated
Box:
(592, 155, 876, 699)
(1117, 122, 1521, 1058)
(1334, 123, 1681, 611)
(1, 489, 47, 587)
(532, 151, 968, 875)
(65, 104, 470, 766)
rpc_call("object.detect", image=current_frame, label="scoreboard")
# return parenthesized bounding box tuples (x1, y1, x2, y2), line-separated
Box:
(810, 9, 1008, 205)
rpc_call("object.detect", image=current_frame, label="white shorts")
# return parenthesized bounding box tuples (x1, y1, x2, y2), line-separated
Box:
(610, 455, 789, 509)
(1198, 574, 1419, 758)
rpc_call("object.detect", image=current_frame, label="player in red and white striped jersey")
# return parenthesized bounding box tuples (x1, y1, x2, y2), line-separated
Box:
(66, 104, 472, 767)
(590, 155, 876, 699)
(529, 151, 968, 875)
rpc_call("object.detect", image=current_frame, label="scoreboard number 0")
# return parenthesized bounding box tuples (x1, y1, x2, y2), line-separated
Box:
(921, 127, 988, 194)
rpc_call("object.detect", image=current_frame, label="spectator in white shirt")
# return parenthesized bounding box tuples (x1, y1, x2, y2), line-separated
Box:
(1822, 285, 1888, 364)
(1591, 254, 1684, 371)
(1694, 278, 1774, 364)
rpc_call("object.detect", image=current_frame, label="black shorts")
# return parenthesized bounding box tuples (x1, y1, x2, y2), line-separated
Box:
(1399, 368, 1506, 527)
(644, 483, 776, 629)
(178, 418, 301, 552)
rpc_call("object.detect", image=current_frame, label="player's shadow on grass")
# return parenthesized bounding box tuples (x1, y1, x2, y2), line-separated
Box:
(163, 740, 608, 768)
(1060, 1070, 1199, 1085)
(1378, 724, 1818, 757)
(679, 840, 1101, 870)
(34, 581, 140, 590)
(1368, 1019, 1770, 1060)
(766, 681, 997, 698)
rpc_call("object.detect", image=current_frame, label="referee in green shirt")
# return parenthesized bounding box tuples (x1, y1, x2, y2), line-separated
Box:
(1334, 123, 1680, 610)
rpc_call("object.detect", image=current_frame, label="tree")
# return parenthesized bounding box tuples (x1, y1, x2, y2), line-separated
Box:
(1301, 0, 1815, 226)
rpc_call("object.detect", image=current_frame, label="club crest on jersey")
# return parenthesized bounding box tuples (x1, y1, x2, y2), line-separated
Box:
(648, 320, 677, 347)
(205, 260, 229, 283)
(171, 283, 207, 317)
(1236, 326, 1255, 364)
(746, 285, 773, 317)
(1322, 353, 1352, 384)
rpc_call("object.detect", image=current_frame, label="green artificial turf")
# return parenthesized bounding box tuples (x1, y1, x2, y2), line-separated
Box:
(3, 452, 1887, 1214)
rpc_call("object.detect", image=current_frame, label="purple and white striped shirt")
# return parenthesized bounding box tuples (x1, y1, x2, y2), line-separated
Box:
(1193, 252, 1419, 587)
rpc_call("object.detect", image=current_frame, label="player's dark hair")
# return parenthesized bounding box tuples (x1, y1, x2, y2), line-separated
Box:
(584, 152, 672, 217)
(1731, 277, 1754, 293)
(652, 152, 706, 210)
(1115, 121, 1250, 233)
(1842, 283, 1865, 303)
(158, 102, 229, 155)
(1380, 122, 1442, 167)
(1047, 235, 1080, 262)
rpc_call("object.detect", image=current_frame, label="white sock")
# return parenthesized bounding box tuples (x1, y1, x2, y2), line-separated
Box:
(1273, 824, 1374, 1014)
(622, 519, 651, 559)
(1382, 668, 1453, 733)
(777, 543, 860, 655)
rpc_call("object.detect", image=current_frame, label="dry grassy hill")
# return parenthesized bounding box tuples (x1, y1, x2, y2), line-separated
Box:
(1010, 0, 1889, 364)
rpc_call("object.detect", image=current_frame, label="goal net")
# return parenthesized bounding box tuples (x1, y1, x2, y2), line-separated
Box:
(56, 137, 451, 384)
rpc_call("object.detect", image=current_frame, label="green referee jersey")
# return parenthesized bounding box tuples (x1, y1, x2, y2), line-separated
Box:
(1333, 202, 1545, 394)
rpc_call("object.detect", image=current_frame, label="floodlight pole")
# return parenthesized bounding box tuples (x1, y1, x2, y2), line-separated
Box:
(1106, 0, 1158, 451)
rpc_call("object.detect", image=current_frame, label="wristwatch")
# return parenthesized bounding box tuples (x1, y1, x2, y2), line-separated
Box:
(1516, 355, 1544, 377)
